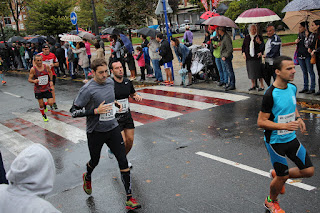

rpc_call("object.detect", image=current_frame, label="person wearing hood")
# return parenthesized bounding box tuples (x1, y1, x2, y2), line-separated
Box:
(0, 144, 61, 213)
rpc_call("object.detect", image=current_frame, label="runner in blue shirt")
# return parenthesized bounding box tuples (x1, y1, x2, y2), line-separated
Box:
(257, 56, 314, 213)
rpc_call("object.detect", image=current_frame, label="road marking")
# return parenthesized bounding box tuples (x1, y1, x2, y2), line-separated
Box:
(130, 103, 183, 119)
(0, 123, 34, 156)
(196, 151, 316, 191)
(3, 91, 22, 98)
(14, 112, 86, 144)
(147, 86, 249, 102)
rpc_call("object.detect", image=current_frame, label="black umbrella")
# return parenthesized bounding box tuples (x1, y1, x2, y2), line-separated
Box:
(216, 3, 228, 15)
(195, 19, 206, 25)
(40, 36, 56, 45)
(282, 0, 320, 12)
(137, 28, 159, 38)
(0, 43, 13, 49)
(7, 36, 26, 43)
(101, 27, 121, 35)
(27, 37, 46, 43)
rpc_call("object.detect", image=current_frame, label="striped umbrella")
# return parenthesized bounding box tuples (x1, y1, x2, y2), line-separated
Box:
(60, 34, 83, 42)
(235, 8, 281, 23)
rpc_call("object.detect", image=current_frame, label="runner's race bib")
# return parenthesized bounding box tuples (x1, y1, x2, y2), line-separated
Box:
(277, 112, 295, 135)
(116, 98, 129, 113)
(38, 75, 48, 85)
(99, 103, 116, 121)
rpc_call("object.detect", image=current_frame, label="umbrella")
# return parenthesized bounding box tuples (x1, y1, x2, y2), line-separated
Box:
(282, 0, 320, 12)
(235, 8, 281, 23)
(137, 28, 159, 38)
(78, 31, 95, 40)
(60, 34, 83, 42)
(195, 18, 206, 25)
(200, 11, 219, 20)
(148, 25, 159, 30)
(217, 3, 228, 15)
(283, 10, 320, 33)
(7, 36, 26, 43)
(203, 16, 238, 28)
(27, 37, 46, 43)
(101, 27, 121, 35)
(120, 34, 134, 53)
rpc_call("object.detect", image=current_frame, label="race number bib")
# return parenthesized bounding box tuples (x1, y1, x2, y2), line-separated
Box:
(42, 60, 51, 66)
(277, 112, 295, 135)
(117, 98, 129, 113)
(99, 103, 116, 121)
(38, 75, 48, 85)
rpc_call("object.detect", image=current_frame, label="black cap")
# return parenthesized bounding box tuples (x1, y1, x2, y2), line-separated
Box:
(42, 44, 49, 49)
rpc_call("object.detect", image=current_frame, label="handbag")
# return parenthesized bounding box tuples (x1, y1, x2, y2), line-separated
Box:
(293, 48, 299, 65)
(311, 39, 318, 64)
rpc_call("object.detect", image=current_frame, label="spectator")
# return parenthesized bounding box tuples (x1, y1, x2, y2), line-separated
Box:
(13, 43, 22, 70)
(72, 42, 90, 83)
(55, 43, 67, 77)
(263, 25, 281, 86)
(133, 46, 146, 82)
(309, 20, 320, 96)
(125, 49, 137, 81)
(19, 42, 27, 70)
(295, 21, 316, 94)
(149, 36, 163, 82)
(99, 39, 105, 55)
(212, 27, 228, 87)
(171, 37, 192, 86)
(65, 43, 76, 79)
(156, 33, 174, 85)
(218, 26, 236, 91)
(242, 24, 265, 91)
(109, 35, 127, 77)
(183, 26, 193, 47)
(140, 35, 149, 48)
(140, 35, 153, 77)
(0, 144, 61, 213)
(232, 28, 244, 40)
(25, 43, 32, 69)
(83, 38, 92, 66)
(94, 43, 104, 60)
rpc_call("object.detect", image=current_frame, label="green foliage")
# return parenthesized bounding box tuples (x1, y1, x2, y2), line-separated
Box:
(77, 0, 105, 29)
(25, 0, 73, 36)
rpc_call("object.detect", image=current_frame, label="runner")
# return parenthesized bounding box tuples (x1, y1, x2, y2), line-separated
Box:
(257, 56, 314, 213)
(39, 44, 59, 110)
(70, 58, 141, 210)
(28, 54, 54, 122)
(110, 60, 142, 168)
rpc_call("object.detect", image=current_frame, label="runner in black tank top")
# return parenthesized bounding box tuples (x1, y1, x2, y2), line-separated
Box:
(28, 54, 54, 122)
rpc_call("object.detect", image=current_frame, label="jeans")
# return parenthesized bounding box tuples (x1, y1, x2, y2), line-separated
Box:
(145, 61, 153, 75)
(298, 57, 315, 90)
(152, 59, 163, 81)
(222, 56, 235, 87)
(215, 57, 228, 84)
(83, 67, 90, 80)
(69, 61, 74, 76)
(21, 56, 27, 69)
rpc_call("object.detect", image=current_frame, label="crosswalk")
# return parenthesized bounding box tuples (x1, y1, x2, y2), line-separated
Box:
(0, 86, 249, 156)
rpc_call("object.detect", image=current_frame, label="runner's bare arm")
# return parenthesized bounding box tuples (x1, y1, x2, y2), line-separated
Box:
(257, 111, 299, 131)
(130, 93, 142, 102)
(28, 68, 38, 84)
(46, 65, 53, 87)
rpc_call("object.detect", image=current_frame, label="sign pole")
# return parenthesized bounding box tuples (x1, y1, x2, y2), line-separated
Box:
(162, 0, 174, 80)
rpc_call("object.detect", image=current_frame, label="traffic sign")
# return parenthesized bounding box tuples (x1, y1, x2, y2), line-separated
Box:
(70, 12, 77, 25)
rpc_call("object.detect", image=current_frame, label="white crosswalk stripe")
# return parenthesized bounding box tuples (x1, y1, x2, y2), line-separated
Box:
(0, 123, 34, 156)
(14, 112, 86, 144)
(130, 103, 183, 119)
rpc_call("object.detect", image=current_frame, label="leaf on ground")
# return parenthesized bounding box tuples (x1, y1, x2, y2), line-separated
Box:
(175, 194, 181, 197)
(201, 145, 207, 147)
(245, 118, 249, 120)
(113, 177, 117, 180)
(234, 122, 239, 125)
(202, 133, 207, 135)
(238, 153, 243, 155)
(235, 163, 240, 165)
(146, 180, 152, 183)
(260, 137, 264, 139)
(224, 129, 228, 131)
(165, 166, 170, 168)
(216, 128, 220, 130)
(240, 131, 243, 134)
(189, 138, 193, 140)
(177, 117, 180, 120)
(153, 141, 157, 144)
(304, 133, 309, 135)
(171, 139, 176, 142)
(186, 161, 190, 164)
(289, 179, 302, 183)
(203, 139, 208, 141)
(208, 126, 211, 128)
(181, 174, 188, 178)
(65, 148, 69, 151)
(264, 158, 268, 161)
(100, 156, 105, 159)
(190, 120, 194, 123)
(209, 109, 212, 111)
(190, 130, 193, 132)
(310, 154, 316, 157)
(225, 141, 230, 144)
(235, 136, 240, 138)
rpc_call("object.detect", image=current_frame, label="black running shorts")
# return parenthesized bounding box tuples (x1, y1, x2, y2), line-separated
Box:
(35, 90, 53, 100)
(116, 112, 135, 131)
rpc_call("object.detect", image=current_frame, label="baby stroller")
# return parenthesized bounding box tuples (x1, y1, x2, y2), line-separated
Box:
(190, 46, 214, 83)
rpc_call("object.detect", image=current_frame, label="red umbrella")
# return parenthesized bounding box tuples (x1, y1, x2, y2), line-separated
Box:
(235, 8, 281, 23)
(200, 11, 219, 20)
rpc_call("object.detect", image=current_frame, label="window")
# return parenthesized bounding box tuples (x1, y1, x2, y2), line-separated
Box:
(4, 17, 11, 25)
(19, 23, 24, 30)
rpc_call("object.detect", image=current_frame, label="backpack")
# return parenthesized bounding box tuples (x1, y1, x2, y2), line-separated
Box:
(142, 47, 150, 63)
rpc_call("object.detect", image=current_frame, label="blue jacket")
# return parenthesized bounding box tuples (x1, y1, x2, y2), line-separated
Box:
(173, 44, 190, 64)
(266, 34, 281, 59)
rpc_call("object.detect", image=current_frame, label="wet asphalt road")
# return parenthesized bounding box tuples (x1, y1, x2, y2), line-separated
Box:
(0, 73, 319, 213)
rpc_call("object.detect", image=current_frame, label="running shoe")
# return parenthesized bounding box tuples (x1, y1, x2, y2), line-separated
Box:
(53, 102, 58, 110)
(264, 197, 285, 213)
(125, 197, 141, 210)
(42, 114, 49, 122)
(169, 81, 174, 86)
(270, 169, 285, 194)
(2, 80, 6, 85)
(82, 172, 92, 195)
(44, 102, 48, 113)
(107, 149, 114, 159)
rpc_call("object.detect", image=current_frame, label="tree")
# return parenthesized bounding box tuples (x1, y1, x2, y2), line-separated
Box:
(25, 0, 73, 36)
(0, 0, 10, 40)
(77, 0, 105, 32)
(7, 0, 28, 35)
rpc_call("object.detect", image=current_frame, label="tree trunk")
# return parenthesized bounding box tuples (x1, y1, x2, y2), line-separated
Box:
(128, 28, 132, 42)
(0, 22, 5, 41)
(91, 0, 99, 35)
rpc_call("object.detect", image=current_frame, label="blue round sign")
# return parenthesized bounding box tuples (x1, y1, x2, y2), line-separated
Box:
(70, 12, 77, 25)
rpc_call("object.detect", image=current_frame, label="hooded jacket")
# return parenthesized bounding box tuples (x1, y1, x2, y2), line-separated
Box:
(0, 144, 61, 213)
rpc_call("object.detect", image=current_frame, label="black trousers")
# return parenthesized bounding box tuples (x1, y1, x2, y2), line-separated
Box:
(264, 62, 276, 87)
(87, 126, 128, 170)
(315, 54, 320, 91)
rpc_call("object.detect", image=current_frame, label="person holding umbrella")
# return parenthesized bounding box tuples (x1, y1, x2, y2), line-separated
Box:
(295, 21, 316, 94)
(242, 24, 265, 91)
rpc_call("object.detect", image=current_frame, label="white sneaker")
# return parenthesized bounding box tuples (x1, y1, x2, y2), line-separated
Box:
(83, 79, 88, 83)
(107, 149, 114, 159)
(128, 161, 132, 169)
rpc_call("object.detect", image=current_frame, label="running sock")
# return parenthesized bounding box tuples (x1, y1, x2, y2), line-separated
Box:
(267, 196, 273, 202)
(39, 108, 45, 115)
(0, 73, 3, 81)
(121, 171, 132, 199)
(86, 163, 94, 180)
